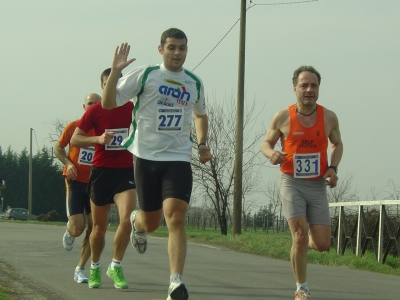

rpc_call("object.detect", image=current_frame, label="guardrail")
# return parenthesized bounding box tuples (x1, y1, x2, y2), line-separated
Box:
(329, 200, 400, 264)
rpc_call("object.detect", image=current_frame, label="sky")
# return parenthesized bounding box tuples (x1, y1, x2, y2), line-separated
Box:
(1, 0, 399, 202)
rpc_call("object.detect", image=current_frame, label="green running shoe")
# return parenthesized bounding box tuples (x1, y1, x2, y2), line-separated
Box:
(88, 267, 102, 288)
(107, 265, 129, 289)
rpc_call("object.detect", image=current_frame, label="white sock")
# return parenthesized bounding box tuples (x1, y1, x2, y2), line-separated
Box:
(76, 266, 84, 271)
(296, 282, 309, 292)
(170, 273, 182, 284)
(111, 259, 121, 269)
(91, 261, 100, 269)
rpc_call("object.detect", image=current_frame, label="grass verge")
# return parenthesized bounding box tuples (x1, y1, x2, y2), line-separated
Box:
(0, 288, 8, 300)
(150, 227, 400, 277)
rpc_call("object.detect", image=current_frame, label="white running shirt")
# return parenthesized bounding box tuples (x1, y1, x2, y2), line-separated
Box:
(115, 63, 207, 162)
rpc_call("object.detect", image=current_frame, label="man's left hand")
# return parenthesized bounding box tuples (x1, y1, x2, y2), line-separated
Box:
(198, 145, 211, 164)
(323, 168, 338, 188)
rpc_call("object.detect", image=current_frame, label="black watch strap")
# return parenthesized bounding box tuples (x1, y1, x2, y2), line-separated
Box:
(328, 166, 338, 174)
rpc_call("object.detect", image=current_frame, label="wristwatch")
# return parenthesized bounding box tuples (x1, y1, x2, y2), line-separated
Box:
(328, 166, 338, 174)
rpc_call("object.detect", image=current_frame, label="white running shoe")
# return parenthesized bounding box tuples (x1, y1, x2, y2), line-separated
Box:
(63, 222, 75, 251)
(74, 268, 88, 283)
(167, 281, 189, 300)
(295, 288, 311, 299)
(130, 210, 147, 254)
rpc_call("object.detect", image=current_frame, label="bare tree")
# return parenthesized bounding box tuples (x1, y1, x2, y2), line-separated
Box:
(387, 180, 400, 217)
(327, 173, 359, 218)
(385, 179, 400, 199)
(260, 180, 282, 220)
(365, 179, 400, 216)
(191, 94, 267, 235)
(328, 173, 358, 203)
(46, 119, 69, 143)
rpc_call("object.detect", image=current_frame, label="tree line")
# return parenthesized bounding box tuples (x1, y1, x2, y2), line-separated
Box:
(0, 146, 66, 220)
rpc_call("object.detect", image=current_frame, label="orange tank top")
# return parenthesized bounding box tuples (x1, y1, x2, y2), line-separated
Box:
(280, 104, 328, 179)
(58, 119, 94, 183)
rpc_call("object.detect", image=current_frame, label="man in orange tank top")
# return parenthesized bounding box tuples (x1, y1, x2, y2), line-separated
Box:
(54, 93, 101, 283)
(260, 66, 343, 300)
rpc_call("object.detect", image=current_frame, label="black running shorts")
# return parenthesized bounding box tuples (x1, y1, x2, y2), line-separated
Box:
(65, 179, 91, 217)
(87, 167, 136, 206)
(134, 157, 192, 212)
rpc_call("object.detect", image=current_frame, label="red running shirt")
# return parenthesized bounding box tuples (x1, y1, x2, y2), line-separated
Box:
(77, 101, 134, 168)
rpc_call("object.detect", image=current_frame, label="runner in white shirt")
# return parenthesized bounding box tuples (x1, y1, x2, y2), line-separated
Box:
(102, 28, 211, 300)
(116, 63, 206, 162)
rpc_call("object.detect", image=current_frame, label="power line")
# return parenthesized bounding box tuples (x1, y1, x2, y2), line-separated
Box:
(249, 0, 318, 7)
(32, 129, 41, 151)
(192, 0, 319, 72)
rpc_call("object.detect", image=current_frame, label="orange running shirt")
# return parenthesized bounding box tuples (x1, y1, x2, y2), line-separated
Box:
(280, 104, 328, 179)
(58, 120, 94, 183)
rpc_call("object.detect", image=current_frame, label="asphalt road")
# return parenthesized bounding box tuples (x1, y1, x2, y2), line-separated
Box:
(0, 222, 398, 300)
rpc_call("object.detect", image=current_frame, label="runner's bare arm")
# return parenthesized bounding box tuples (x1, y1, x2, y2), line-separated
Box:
(260, 110, 288, 165)
(54, 141, 77, 180)
(71, 128, 101, 148)
(102, 43, 136, 110)
(194, 112, 211, 164)
(324, 110, 343, 188)
(327, 111, 343, 168)
(54, 141, 73, 167)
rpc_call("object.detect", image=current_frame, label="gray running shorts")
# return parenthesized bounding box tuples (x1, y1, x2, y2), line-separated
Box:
(280, 173, 330, 225)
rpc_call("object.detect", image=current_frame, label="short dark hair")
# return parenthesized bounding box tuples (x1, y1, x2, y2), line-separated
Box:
(160, 28, 187, 48)
(100, 68, 123, 85)
(292, 65, 321, 86)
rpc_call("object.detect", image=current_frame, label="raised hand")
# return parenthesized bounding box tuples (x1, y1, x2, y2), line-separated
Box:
(112, 43, 136, 71)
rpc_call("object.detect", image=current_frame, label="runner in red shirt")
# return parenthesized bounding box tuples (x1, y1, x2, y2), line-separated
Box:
(70, 69, 136, 289)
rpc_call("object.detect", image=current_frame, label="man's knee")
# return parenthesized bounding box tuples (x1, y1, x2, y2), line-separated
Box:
(289, 218, 309, 249)
(165, 211, 186, 229)
(139, 210, 162, 232)
(309, 225, 331, 251)
(91, 222, 107, 237)
(312, 239, 331, 252)
(142, 222, 160, 233)
(292, 231, 309, 249)
(69, 222, 85, 237)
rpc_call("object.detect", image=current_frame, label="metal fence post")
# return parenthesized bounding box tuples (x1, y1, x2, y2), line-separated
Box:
(378, 205, 384, 263)
(356, 205, 363, 257)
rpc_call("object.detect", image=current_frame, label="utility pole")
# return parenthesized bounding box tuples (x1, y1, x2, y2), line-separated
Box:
(28, 128, 33, 220)
(0, 178, 5, 213)
(232, 0, 247, 235)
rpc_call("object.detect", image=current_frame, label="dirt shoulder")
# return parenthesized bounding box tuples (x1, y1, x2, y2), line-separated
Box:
(0, 261, 63, 300)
